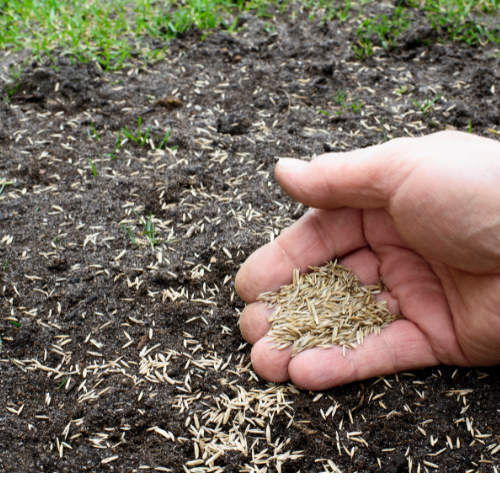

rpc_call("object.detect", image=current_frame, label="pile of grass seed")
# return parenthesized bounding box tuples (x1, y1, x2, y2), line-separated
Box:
(258, 262, 400, 357)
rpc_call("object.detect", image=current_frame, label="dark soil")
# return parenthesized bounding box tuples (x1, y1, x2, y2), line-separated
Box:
(1, 6, 499, 473)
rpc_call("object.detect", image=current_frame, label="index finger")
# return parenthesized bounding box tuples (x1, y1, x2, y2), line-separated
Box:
(235, 207, 367, 303)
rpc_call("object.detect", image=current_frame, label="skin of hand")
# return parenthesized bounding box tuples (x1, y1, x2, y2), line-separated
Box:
(235, 131, 500, 391)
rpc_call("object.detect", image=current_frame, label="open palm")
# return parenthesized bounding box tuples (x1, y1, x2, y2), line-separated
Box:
(235, 131, 500, 390)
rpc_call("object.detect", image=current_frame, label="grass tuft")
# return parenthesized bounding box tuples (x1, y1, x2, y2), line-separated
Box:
(411, 92, 443, 114)
(121, 116, 151, 146)
(134, 211, 173, 249)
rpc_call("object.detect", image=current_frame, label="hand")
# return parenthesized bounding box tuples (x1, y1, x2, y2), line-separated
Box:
(235, 131, 500, 391)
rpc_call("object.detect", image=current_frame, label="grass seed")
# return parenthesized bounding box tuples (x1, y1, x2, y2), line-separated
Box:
(258, 261, 401, 357)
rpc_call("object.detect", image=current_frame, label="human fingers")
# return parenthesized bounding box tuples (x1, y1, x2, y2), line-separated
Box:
(251, 337, 292, 383)
(235, 207, 366, 303)
(250, 299, 403, 386)
(240, 302, 272, 345)
(288, 320, 439, 390)
(251, 313, 419, 387)
(275, 137, 416, 209)
(376, 245, 468, 366)
(245, 248, 401, 384)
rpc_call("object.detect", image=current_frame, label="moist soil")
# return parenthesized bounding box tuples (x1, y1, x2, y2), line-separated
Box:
(1, 5, 500, 473)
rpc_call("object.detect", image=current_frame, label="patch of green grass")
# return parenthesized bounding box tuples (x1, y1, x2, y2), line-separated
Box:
(355, 5, 412, 58)
(416, 0, 500, 45)
(318, 90, 365, 116)
(0, 0, 288, 70)
(8, 319, 21, 327)
(263, 21, 276, 34)
(328, 89, 364, 115)
(1, 65, 22, 101)
(1, 0, 499, 72)
(303, 0, 355, 23)
(353, 38, 374, 59)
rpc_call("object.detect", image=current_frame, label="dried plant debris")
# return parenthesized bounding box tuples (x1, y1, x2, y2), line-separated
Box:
(258, 262, 401, 357)
(155, 96, 183, 109)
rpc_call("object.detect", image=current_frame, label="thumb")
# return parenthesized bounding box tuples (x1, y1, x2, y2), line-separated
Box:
(275, 138, 412, 209)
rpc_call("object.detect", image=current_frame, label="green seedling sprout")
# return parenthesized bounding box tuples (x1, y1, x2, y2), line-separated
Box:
(105, 130, 123, 159)
(351, 98, 364, 113)
(134, 211, 171, 249)
(158, 128, 172, 150)
(88, 158, 97, 177)
(394, 85, 409, 96)
(91, 122, 100, 140)
(120, 223, 138, 245)
(121, 117, 152, 146)
(332, 89, 347, 107)
(411, 93, 443, 115)
(57, 379, 68, 390)
(0, 178, 14, 195)
(3, 65, 22, 101)
(4, 81, 20, 101)
(116, 130, 122, 150)
(354, 39, 374, 59)
(380, 117, 388, 143)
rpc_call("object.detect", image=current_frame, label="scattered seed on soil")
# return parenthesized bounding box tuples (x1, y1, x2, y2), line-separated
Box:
(258, 262, 400, 356)
(1, 3, 500, 474)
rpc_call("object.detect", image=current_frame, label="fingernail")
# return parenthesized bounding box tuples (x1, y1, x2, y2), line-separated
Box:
(277, 158, 307, 169)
